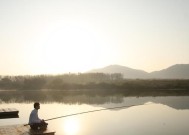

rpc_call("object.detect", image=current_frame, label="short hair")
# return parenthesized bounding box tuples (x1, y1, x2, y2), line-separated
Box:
(34, 102, 40, 108)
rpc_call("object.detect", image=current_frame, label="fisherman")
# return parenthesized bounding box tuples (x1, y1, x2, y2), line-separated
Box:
(29, 102, 48, 130)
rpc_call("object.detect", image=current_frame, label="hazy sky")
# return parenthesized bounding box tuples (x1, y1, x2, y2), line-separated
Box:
(0, 0, 189, 75)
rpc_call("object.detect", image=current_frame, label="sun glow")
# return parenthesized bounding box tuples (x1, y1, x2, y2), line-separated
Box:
(31, 23, 110, 74)
(62, 117, 80, 135)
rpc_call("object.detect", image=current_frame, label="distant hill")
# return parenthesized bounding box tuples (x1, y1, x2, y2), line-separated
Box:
(88, 64, 189, 79)
(150, 64, 189, 79)
(88, 65, 150, 79)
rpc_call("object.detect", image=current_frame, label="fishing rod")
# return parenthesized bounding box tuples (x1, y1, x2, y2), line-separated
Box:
(24, 103, 151, 126)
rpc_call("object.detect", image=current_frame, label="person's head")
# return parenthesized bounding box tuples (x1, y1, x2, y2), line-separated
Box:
(34, 102, 40, 110)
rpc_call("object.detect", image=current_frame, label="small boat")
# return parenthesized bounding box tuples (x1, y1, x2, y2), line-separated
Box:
(0, 108, 19, 119)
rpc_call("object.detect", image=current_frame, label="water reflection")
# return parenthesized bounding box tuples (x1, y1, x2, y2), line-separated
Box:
(0, 90, 189, 110)
(62, 117, 80, 135)
(0, 90, 124, 104)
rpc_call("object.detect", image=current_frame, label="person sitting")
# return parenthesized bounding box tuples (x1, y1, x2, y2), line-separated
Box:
(29, 102, 48, 130)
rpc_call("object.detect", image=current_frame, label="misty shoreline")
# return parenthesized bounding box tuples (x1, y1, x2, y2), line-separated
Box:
(0, 73, 189, 97)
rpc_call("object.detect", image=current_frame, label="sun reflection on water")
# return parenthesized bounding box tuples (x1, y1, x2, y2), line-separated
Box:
(62, 117, 80, 135)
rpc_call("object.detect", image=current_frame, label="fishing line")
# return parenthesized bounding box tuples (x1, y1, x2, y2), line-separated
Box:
(45, 104, 145, 121)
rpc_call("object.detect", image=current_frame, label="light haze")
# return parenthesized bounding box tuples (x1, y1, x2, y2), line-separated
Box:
(0, 0, 189, 75)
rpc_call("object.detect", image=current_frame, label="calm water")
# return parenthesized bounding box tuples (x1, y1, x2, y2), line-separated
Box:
(0, 91, 189, 135)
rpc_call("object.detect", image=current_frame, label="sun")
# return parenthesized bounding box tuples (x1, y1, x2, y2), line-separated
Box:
(33, 23, 106, 74)
(62, 117, 80, 135)
(27, 22, 118, 75)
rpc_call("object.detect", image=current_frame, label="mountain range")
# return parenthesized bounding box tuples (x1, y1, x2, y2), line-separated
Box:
(88, 64, 189, 79)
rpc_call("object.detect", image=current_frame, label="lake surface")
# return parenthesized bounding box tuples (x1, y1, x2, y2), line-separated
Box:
(0, 90, 189, 135)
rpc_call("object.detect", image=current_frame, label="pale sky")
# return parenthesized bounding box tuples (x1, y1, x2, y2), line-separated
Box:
(0, 0, 189, 75)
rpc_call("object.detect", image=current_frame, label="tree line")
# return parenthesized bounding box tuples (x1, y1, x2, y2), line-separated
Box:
(0, 73, 123, 90)
(0, 73, 189, 91)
